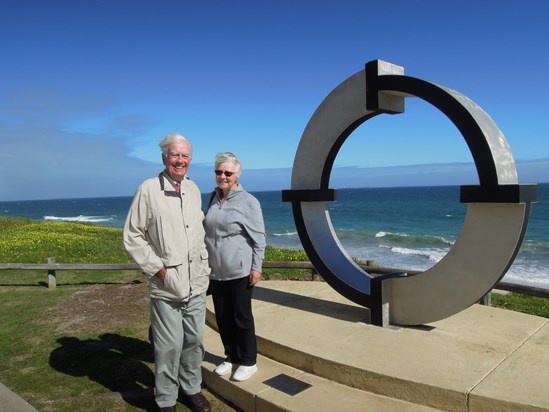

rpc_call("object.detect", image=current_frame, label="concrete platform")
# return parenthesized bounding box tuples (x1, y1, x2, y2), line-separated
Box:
(202, 280, 549, 412)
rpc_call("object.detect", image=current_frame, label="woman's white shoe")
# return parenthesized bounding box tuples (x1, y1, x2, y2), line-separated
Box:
(214, 361, 233, 376)
(232, 364, 257, 381)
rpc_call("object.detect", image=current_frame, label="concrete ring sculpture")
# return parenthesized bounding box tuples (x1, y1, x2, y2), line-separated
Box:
(282, 60, 536, 326)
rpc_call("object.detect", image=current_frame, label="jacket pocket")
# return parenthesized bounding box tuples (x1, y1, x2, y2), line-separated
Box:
(145, 215, 167, 259)
(163, 266, 189, 299)
(154, 215, 183, 266)
(198, 251, 211, 278)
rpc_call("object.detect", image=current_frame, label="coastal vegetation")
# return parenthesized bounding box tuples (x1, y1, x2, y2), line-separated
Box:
(0, 217, 547, 410)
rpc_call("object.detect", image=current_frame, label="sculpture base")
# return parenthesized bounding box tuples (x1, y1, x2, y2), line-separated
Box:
(203, 280, 549, 411)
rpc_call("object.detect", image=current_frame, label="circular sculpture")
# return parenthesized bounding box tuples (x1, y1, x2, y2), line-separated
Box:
(282, 60, 537, 326)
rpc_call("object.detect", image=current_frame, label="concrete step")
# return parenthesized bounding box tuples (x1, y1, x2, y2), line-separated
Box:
(202, 324, 440, 411)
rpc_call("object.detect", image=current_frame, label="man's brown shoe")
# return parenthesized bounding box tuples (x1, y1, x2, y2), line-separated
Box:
(180, 391, 211, 412)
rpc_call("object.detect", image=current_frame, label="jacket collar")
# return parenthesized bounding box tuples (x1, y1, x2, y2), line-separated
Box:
(215, 184, 243, 201)
(159, 171, 187, 197)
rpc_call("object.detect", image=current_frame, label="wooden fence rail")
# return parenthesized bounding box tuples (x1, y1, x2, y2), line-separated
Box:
(1, 257, 548, 300)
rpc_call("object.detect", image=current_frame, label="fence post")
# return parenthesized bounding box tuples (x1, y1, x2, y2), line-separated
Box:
(48, 257, 57, 288)
(479, 292, 491, 306)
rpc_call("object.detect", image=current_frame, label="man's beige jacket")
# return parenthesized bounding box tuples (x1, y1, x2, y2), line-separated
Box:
(123, 173, 210, 301)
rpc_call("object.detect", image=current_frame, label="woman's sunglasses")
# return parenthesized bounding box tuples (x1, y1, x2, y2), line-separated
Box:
(215, 170, 235, 177)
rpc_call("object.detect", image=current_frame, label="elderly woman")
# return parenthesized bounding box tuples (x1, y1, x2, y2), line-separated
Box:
(204, 152, 266, 382)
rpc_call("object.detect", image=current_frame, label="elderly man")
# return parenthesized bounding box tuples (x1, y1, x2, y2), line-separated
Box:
(124, 132, 211, 412)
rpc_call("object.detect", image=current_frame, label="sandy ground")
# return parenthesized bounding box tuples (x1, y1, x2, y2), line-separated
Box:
(44, 278, 151, 338)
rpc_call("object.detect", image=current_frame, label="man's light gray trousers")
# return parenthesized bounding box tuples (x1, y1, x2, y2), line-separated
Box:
(150, 293, 206, 408)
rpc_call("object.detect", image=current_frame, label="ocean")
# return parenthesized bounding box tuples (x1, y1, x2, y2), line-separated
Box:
(2, 184, 548, 290)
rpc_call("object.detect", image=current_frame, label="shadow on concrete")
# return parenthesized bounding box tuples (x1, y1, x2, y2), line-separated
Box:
(253, 285, 370, 323)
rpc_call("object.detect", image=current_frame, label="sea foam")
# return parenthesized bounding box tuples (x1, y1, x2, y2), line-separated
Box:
(44, 215, 113, 223)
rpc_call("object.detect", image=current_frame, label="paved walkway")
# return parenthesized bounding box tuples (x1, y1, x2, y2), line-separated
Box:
(0, 382, 38, 412)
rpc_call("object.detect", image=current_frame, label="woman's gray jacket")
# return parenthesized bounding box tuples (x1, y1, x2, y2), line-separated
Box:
(204, 185, 266, 281)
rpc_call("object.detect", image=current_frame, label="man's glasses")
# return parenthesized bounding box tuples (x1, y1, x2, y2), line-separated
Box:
(215, 170, 235, 177)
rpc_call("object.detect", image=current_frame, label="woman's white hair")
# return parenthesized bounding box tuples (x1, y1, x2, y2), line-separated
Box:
(215, 152, 242, 178)
(159, 132, 193, 157)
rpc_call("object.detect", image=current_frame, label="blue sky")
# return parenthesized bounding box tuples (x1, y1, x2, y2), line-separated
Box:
(1, 0, 548, 201)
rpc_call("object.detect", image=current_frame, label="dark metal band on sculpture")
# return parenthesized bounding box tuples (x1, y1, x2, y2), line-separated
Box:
(281, 188, 336, 202)
(460, 184, 537, 203)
